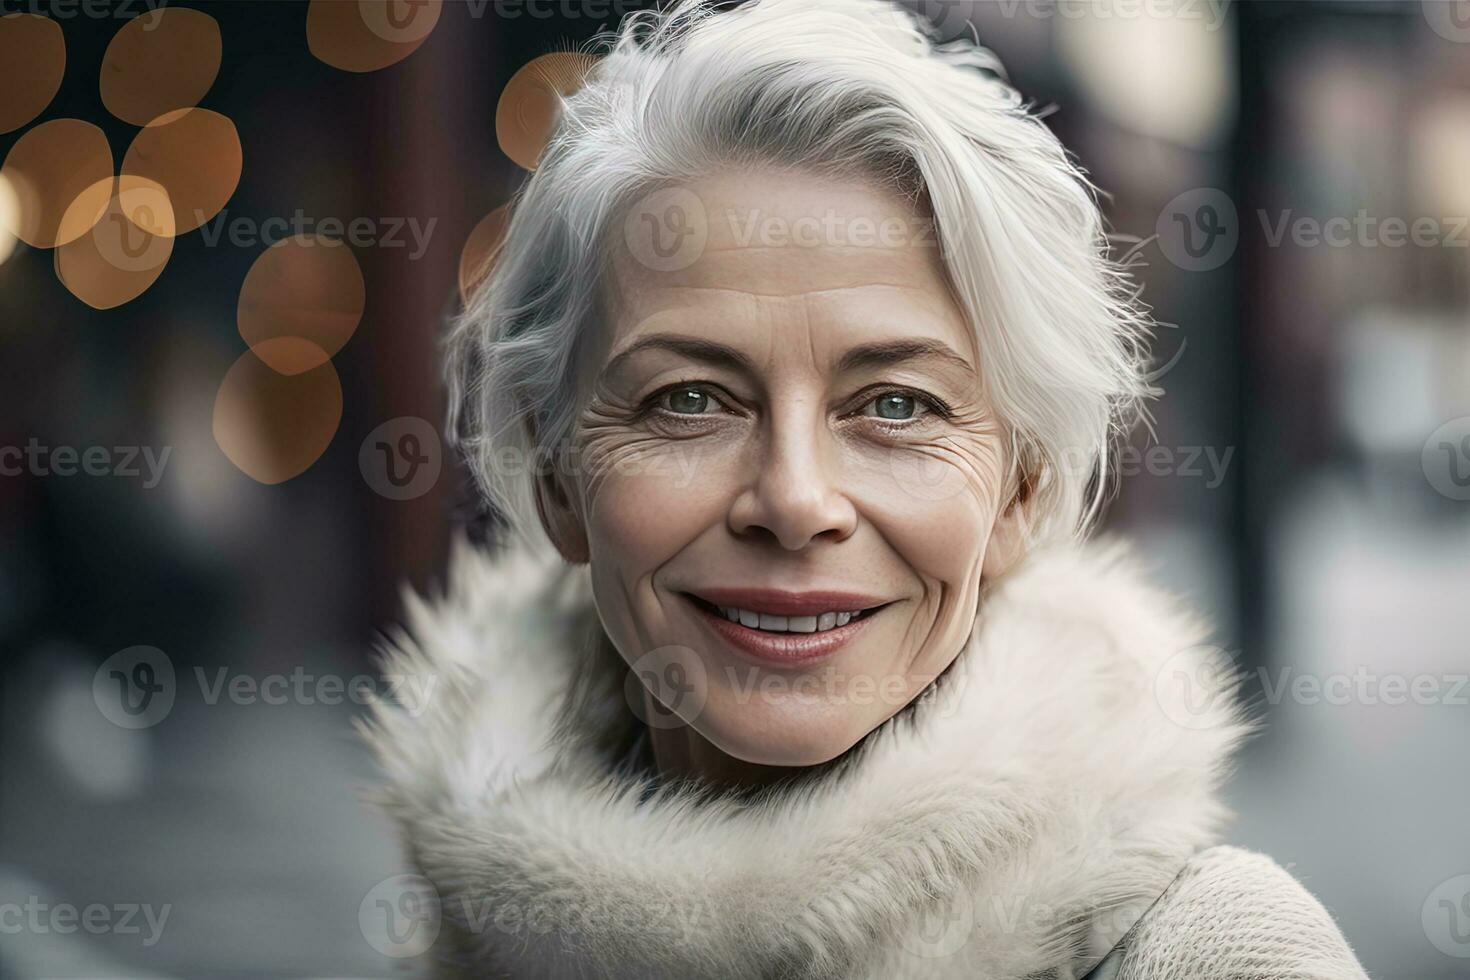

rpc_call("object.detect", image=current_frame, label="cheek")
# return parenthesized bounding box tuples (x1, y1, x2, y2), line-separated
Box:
(573, 426, 746, 647)
(843, 432, 1010, 584)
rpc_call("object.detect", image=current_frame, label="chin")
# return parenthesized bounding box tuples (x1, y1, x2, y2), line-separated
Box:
(693, 699, 879, 769)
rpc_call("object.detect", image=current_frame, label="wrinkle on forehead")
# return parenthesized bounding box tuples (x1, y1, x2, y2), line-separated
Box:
(595, 168, 979, 379)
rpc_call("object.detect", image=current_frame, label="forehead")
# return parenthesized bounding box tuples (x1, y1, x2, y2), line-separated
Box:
(601, 169, 975, 362)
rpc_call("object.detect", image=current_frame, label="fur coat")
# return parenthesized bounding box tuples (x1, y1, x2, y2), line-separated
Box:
(362, 537, 1369, 978)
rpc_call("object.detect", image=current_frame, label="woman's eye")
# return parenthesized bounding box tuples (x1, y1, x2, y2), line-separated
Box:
(660, 386, 716, 415)
(865, 392, 922, 421)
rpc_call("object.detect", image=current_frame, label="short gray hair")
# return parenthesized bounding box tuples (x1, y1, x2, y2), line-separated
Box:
(447, 0, 1154, 546)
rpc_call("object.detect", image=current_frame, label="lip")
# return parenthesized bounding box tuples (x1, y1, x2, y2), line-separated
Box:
(680, 591, 887, 667)
(682, 588, 890, 618)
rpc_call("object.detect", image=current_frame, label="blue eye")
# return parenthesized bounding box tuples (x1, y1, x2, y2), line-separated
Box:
(869, 393, 919, 420)
(661, 386, 713, 414)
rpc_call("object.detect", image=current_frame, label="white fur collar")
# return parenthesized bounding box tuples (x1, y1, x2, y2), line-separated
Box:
(363, 536, 1249, 979)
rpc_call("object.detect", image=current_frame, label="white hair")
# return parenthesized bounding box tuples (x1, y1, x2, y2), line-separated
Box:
(448, 0, 1154, 548)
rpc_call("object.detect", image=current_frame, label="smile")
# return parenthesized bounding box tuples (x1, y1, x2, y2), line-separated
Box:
(679, 588, 892, 666)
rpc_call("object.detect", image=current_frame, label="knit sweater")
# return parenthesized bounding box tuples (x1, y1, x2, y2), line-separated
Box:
(362, 536, 1370, 978)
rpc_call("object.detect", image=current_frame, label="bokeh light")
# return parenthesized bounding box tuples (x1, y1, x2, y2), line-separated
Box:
(495, 52, 599, 170)
(237, 234, 366, 375)
(213, 348, 343, 484)
(306, 0, 442, 73)
(0, 119, 113, 248)
(0, 13, 65, 134)
(458, 204, 509, 304)
(55, 176, 175, 309)
(0, 172, 19, 266)
(100, 7, 222, 126)
(121, 107, 242, 235)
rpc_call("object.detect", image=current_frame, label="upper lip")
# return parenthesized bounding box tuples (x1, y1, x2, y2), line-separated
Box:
(681, 588, 892, 617)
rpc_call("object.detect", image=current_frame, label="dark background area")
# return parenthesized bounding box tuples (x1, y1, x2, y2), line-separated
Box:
(2, 1, 1467, 976)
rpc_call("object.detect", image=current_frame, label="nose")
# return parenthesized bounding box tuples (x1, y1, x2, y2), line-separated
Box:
(727, 412, 858, 550)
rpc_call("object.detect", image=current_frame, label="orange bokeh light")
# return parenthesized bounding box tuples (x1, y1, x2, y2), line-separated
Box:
(496, 52, 599, 170)
(458, 204, 510, 305)
(122, 107, 242, 235)
(307, 0, 442, 74)
(55, 176, 175, 309)
(0, 119, 113, 248)
(213, 348, 343, 485)
(0, 13, 66, 134)
(237, 235, 366, 375)
(100, 7, 222, 126)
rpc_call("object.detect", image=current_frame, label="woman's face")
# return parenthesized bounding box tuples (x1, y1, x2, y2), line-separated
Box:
(540, 169, 1027, 766)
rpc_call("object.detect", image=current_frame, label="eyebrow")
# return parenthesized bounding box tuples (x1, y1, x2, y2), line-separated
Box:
(602, 335, 757, 378)
(836, 338, 975, 374)
(602, 334, 975, 378)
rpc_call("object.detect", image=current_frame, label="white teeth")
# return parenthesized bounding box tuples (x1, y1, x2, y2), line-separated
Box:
(716, 606, 870, 633)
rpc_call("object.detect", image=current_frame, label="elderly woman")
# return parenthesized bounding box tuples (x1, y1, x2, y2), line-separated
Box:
(364, 1, 1368, 977)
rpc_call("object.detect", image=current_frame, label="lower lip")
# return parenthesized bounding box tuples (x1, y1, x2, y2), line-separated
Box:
(687, 598, 876, 666)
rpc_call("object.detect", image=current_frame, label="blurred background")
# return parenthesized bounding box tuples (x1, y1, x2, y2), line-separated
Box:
(1, 0, 1467, 976)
